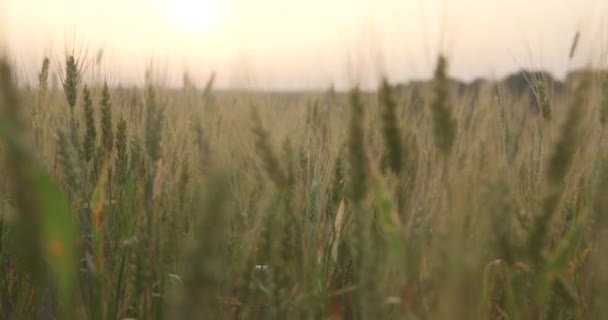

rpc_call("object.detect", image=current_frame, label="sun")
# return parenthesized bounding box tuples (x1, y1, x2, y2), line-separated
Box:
(166, 0, 220, 32)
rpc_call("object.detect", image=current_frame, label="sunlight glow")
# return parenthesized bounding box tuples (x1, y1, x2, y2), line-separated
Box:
(166, 0, 220, 32)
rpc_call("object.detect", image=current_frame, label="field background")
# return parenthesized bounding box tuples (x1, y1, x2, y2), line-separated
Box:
(1, 51, 608, 319)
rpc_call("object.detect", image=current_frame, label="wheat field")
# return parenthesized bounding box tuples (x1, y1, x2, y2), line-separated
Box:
(1, 38, 608, 320)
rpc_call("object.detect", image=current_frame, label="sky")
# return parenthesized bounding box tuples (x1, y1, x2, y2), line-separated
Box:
(1, 0, 607, 89)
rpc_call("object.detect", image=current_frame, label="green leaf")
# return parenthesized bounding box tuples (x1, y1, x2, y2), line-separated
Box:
(0, 118, 78, 316)
(369, 169, 405, 264)
(36, 170, 78, 314)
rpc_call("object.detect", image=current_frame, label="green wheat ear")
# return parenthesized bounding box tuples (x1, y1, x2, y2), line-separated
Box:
(250, 105, 286, 188)
(115, 115, 128, 184)
(430, 55, 456, 156)
(546, 77, 589, 185)
(130, 135, 143, 176)
(348, 87, 367, 203)
(144, 85, 164, 162)
(101, 82, 114, 154)
(82, 84, 97, 163)
(38, 57, 50, 107)
(57, 128, 82, 201)
(528, 74, 591, 263)
(63, 55, 79, 111)
(379, 78, 403, 175)
(38, 57, 50, 91)
(534, 80, 552, 121)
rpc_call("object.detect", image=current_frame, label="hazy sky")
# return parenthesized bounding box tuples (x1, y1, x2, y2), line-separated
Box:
(1, 0, 607, 89)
